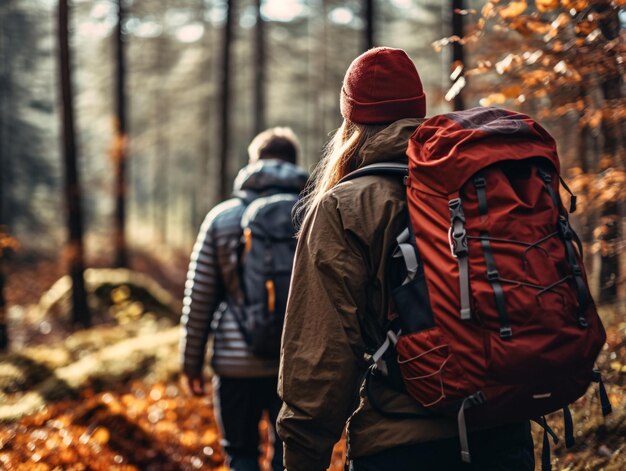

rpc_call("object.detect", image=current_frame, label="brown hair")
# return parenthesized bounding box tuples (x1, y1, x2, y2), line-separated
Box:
(248, 127, 300, 164)
(294, 120, 385, 232)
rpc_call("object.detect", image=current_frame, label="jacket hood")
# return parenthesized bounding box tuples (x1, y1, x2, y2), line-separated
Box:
(233, 159, 308, 195)
(357, 117, 425, 168)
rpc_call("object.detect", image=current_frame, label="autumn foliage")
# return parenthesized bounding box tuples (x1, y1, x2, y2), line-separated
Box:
(437, 0, 625, 302)
(0, 1, 624, 470)
(0, 382, 228, 471)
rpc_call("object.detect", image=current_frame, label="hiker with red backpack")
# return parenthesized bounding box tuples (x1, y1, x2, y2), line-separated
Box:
(277, 47, 610, 471)
(180, 127, 308, 471)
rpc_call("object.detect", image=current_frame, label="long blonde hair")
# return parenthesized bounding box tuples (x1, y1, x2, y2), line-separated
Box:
(294, 120, 385, 233)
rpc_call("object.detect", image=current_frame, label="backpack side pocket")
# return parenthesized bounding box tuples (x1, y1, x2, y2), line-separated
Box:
(392, 271, 434, 334)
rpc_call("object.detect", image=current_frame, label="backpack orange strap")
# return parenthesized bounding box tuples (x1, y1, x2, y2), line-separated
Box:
(266, 279, 276, 314)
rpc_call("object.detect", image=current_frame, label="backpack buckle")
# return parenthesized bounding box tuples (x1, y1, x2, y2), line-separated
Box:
(558, 216, 573, 240)
(499, 326, 513, 339)
(448, 227, 468, 258)
(538, 167, 552, 183)
(448, 198, 466, 224)
(473, 176, 486, 188)
(448, 199, 468, 258)
(487, 269, 499, 281)
(371, 329, 400, 365)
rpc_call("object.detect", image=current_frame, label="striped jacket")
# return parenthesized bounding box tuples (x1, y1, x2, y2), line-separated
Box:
(180, 159, 308, 378)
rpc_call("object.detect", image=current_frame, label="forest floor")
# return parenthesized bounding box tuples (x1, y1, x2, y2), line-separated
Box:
(0, 254, 624, 470)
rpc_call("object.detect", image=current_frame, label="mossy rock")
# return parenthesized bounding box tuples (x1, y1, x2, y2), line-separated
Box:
(38, 268, 181, 326)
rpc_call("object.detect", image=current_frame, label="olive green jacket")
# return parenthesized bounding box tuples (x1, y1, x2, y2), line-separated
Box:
(277, 119, 458, 471)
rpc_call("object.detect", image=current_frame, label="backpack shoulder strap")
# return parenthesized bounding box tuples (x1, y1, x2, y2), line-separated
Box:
(339, 161, 408, 184)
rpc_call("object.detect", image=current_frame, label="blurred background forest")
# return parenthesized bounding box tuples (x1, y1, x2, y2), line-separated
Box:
(0, 0, 625, 470)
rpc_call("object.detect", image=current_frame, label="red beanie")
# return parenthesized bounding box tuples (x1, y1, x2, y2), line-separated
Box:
(340, 47, 426, 125)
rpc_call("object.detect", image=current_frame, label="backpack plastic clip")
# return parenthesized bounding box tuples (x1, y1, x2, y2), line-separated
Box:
(448, 198, 471, 320)
(448, 198, 466, 223)
(371, 329, 400, 367)
(448, 199, 468, 258)
(538, 167, 552, 183)
(558, 216, 573, 240)
(450, 230, 468, 258)
(473, 176, 486, 188)
(499, 326, 513, 339)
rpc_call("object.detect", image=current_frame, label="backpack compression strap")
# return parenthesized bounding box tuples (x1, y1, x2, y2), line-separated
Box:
(338, 161, 408, 184)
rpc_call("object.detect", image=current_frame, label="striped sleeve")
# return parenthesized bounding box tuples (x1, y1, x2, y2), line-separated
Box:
(180, 210, 223, 377)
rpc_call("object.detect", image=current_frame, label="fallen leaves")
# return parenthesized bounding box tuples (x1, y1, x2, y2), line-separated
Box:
(561, 0, 588, 11)
(2, 254, 623, 471)
(536, 0, 560, 12)
(610, 361, 626, 374)
(0, 382, 228, 471)
(499, 0, 528, 19)
(0, 378, 347, 470)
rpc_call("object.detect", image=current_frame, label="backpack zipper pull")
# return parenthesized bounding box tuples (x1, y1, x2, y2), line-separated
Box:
(244, 228, 253, 254)
(266, 280, 276, 314)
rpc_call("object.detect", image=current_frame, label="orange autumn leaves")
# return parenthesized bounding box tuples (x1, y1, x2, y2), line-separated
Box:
(495, 0, 589, 18)
(0, 380, 347, 471)
(0, 382, 228, 471)
(444, 0, 624, 113)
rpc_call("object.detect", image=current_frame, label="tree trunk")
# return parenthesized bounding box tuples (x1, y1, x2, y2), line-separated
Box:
(113, 0, 128, 268)
(451, 0, 465, 111)
(58, 0, 90, 327)
(0, 10, 8, 351)
(0, 244, 7, 350)
(254, 0, 266, 135)
(160, 92, 169, 242)
(596, 1, 622, 303)
(575, 88, 596, 275)
(596, 0, 623, 162)
(363, 0, 374, 52)
(194, 0, 213, 229)
(318, 0, 329, 144)
(218, 0, 234, 201)
(154, 34, 170, 244)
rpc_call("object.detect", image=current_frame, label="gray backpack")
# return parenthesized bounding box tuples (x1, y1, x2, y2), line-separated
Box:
(234, 192, 299, 358)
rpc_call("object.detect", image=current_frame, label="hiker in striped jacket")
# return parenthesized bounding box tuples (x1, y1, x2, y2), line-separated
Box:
(180, 127, 308, 471)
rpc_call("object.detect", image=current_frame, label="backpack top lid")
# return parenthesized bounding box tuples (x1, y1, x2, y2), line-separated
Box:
(407, 107, 560, 196)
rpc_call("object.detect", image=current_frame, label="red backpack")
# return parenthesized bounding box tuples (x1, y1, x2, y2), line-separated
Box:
(343, 107, 611, 469)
